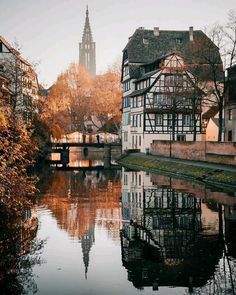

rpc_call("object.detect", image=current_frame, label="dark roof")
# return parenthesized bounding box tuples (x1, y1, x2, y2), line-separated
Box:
(97, 117, 120, 135)
(124, 29, 221, 63)
(129, 64, 142, 79)
(123, 29, 223, 80)
(202, 106, 219, 119)
(135, 69, 160, 82)
(227, 64, 236, 79)
(211, 118, 225, 127)
(129, 87, 151, 97)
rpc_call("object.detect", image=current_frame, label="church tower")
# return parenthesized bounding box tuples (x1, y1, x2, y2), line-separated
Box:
(79, 6, 96, 76)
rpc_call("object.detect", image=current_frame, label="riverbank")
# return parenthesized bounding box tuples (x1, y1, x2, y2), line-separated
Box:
(117, 153, 236, 189)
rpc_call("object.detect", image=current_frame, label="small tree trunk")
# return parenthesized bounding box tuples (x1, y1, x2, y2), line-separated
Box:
(218, 99, 223, 142)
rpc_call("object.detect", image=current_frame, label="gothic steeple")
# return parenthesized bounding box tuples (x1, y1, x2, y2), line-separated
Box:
(81, 226, 95, 279)
(79, 6, 96, 76)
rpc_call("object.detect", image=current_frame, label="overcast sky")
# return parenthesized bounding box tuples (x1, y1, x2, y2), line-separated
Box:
(1, 0, 235, 86)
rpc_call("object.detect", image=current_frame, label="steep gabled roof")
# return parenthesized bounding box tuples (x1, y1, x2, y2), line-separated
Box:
(134, 69, 160, 82)
(202, 106, 219, 119)
(0, 35, 32, 67)
(0, 35, 20, 55)
(97, 117, 120, 135)
(124, 29, 222, 65)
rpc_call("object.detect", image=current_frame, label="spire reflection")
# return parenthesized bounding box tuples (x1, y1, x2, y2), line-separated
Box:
(39, 170, 121, 278)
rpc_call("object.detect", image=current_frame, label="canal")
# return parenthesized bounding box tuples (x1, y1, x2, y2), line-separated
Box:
(1, 151, 236, 294)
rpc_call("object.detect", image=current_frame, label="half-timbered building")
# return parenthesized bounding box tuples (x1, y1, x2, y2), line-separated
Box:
(0, 35, 39, 123)
(224, 64, 236, 141)
(121, 27, 222, 152)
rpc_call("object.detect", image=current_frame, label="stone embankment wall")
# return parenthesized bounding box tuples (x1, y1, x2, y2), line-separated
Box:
(150, 141, 236, 165)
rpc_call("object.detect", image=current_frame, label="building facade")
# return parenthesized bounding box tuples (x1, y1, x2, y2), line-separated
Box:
(225, 64, 236, 141)
(121, 27, 222, 152)
(121, 169, 221, 289)
(79, 7, 96, 77)
(0, 35, 39, 123)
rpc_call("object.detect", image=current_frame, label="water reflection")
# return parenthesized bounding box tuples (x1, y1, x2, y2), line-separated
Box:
(19, 164, 236, 295)
(121, 169, 236, 294)
(0, 207, 42, 294)
(39, 169, 121, 278)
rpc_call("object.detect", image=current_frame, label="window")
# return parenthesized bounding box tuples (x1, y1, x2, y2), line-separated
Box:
(229, 109, 232, 120)
(0, 42, 2, 52)
(123, 80, 130, 92)
(23, 95, 32, 107)
(131, 114, 138, 127)
(140, 114, 142, 127)
(122, 113, 130, 125)
(176, 38, 183, 44)
(123, 50, 128, 60)
(139, 174, 141, 186)
(139, 136, 141, 146)
(183, 114, 191, 126)
(155, 114, 163, 126)
(177, 134, 186, 141)
(124, 174, 128, 185)
(124, 132, 128, 142)
(123, 65, 129, 77)
(123, 97, 130, 108)
(165, 75, 175, 86)
(228, 130, 233, 141)
(153, 93, 171, 106)
(168, 114, 172, 127)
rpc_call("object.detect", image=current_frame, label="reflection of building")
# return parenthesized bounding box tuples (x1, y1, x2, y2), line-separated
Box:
(121, 169, 222, 290)
(40, 170, 121, 277)
(0, 208, 38, 282)
(81, 226, 95, 278)
(224, 205, 236, 259)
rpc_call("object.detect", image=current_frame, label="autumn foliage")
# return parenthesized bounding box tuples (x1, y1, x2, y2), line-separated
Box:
(0, 103, 37, 215)
(43, 63, 122, 134)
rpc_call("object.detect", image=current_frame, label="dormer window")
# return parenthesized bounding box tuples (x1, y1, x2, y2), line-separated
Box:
(123, 50, 128, 61)
(176, 38, 183, 44)
(143, 38, 149, 45)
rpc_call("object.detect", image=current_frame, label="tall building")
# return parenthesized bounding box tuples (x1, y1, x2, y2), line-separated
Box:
(121, 27, 223, 152)
(79, 6, 96, 77)
(224, 64, 236, 141)
(0, 35, 39, 123)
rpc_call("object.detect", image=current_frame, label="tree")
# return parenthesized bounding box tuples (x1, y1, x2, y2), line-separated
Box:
(43, 64, 92, 135)
(44, 62, 122, 137)
(190, 10, 236, 142)
(224, 9, 236, 68)
(91, 69, 122, 131)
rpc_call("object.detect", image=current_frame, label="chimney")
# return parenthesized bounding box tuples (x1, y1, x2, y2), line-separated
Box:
(189, 26, 193, 41)
(154, 27, 160, 36)
(139, 27, 145, 30)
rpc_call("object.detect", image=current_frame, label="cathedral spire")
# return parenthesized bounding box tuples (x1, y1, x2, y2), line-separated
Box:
(81, 226, 95, 280)
(79, 6, 96, 76)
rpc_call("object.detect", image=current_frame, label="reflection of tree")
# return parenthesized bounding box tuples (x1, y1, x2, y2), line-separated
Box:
(121, 177, 226, 291)
(40, 169, 121, 276)
(0, 207, 44, 294)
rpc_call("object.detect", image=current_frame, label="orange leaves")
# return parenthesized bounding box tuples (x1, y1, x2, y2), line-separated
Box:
(44, 63, 122, 134)
(50, 123, 64, 140)
(0, 102, 37, 214)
